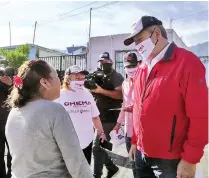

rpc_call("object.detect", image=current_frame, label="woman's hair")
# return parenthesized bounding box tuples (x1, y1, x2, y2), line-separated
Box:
(61, 76, 70, 90)
(6, 60, 52, 108)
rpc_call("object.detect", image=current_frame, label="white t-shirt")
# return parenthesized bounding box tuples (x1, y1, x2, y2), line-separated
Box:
(55, 89, 100, 149)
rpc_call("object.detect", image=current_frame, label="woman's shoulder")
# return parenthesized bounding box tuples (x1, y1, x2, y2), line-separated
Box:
(41, 100, 66, 112)
(8, 100, 66, 121)
(26, 99, 66, 114)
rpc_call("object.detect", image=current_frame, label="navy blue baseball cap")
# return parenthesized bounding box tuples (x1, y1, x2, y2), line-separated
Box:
(98, 52, 113, 62)
(124, 16, 162, 46)
(123, 52, 139, 67)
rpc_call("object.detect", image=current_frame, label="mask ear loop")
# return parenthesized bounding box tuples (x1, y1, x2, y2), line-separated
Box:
(149, 28, 156, 38)
(150, 28, 159, 45)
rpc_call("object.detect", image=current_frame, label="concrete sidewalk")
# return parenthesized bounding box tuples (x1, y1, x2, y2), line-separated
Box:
(91, 143, 134, 178)
(91, 144, 208, 178)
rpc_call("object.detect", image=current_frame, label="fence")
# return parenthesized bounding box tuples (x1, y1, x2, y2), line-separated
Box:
(39, 54, 87, 71)
(39, 54, 87, 82)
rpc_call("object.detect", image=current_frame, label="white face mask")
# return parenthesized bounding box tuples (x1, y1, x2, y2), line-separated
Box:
(135, 38, 155, 60)
(125, 67, 137, 78)
(69, 80, 84, 91)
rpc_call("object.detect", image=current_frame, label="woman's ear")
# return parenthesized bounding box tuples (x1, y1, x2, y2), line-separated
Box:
(40, 78, 51, 90)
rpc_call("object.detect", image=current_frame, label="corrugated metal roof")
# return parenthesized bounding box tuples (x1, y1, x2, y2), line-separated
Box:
(67, 46, 86, 54)
(0, 44, 68, 56)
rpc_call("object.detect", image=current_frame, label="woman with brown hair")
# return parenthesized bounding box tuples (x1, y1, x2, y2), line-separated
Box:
(5, 60, 93, 178)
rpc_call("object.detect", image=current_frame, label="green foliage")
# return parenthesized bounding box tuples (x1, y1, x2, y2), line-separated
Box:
(0, 44, 30, 69)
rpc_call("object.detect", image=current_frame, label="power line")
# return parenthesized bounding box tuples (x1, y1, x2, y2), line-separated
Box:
(38, 1, 120, 26)
(169, 9, 208, 29)
(58, 1, 97, 18)
(92, 1, 119, 11)
(38, 1, 98, 25)
(38, 10, 90, 26)
(172, 9, 208, 21)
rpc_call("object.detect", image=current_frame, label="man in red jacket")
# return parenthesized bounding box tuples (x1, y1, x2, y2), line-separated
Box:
(124, 16, 208, 178)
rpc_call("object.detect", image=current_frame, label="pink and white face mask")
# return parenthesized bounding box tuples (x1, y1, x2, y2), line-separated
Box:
(124, 67, 137, 78)
(135, 38, 155, 60)
(69, 80, 84, 91)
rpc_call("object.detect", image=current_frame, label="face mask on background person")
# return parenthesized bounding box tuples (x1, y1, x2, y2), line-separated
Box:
(125, 67, 137, 78)
(101, 63, 112, 74)
(69, 80, 84, 91)
(135, 29, 158, 60)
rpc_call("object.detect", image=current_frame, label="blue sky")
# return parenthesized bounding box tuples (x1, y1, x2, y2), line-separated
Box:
(0, 0, 208, 49)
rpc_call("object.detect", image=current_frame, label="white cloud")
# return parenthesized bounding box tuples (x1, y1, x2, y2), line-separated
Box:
(0, 0, 208, 49)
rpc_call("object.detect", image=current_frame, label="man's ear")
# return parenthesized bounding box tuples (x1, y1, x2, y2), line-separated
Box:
(155, 28, 161, 39)
(40, 78, 51, 90)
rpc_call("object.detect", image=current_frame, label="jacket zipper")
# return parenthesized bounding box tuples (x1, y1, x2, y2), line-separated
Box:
(142, 70, 158, 102)
(169, 115, 176, 152)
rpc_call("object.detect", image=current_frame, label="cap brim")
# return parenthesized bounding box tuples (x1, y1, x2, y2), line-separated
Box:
(124, 61, 138, 67)
(98, 59, 112, 63)
(81, 70, 89, 75)
(124, 30, 142, 46)
(66, 70, 89, 75)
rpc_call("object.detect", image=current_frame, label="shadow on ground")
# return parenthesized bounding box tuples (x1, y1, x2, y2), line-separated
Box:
(107, 151, 133, 169)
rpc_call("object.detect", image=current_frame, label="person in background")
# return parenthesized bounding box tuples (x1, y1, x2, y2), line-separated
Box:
(0, 67, 14, 178)
(55, 65, 106, 165)
(91, 52, 124, 178)
(124, 15, 208, 178)
(5, 60, 93, 178)
(113, 52, 141, 178)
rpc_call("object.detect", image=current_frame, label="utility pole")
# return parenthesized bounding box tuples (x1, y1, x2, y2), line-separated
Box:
(9, 22, 11, 46)
(88, 8, 92, 70)
(169, 18, 173, 29)
(33, 21, 37, 44)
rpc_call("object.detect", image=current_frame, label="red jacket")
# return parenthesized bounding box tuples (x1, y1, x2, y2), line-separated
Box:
(132, 42, 208, 164)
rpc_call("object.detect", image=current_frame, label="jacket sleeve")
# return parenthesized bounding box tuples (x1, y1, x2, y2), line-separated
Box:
(53, 107, 94, 178)
(117, 103, 125, 124)
(131, 127, 137, 144)
(117, 86, 125, 124)
(181, 57, 208, 164)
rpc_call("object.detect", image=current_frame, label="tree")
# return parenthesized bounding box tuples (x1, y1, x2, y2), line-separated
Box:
(0, 44, 30, 69)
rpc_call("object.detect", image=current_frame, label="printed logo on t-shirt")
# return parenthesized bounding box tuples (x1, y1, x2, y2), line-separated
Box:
(63, 101, 91, 114)
(64, 101, 91, 106)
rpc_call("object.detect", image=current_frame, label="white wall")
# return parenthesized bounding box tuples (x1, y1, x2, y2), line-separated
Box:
(87, 33, 135, 72)
(88, 30, 189, 72)
(167, 29, 190, 50)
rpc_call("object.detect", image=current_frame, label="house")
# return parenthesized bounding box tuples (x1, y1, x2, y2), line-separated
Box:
(190, 41, 208, 85)
(0, 44, 68, 60)
(67, 46, 87, 55)
(87, 29, 189, 75)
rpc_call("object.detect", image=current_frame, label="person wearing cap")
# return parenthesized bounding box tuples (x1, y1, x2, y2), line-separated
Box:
(55, 65, 106, 165)
(91, 52, 124, 178)
(112, 52, 141, 178)
(0, 67, 14, 178)
(124, 16, 208, 178)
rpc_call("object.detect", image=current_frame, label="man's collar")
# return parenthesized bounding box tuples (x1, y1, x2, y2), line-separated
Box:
(143, 42, 173, 66)
(162, 42, 176, 62)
